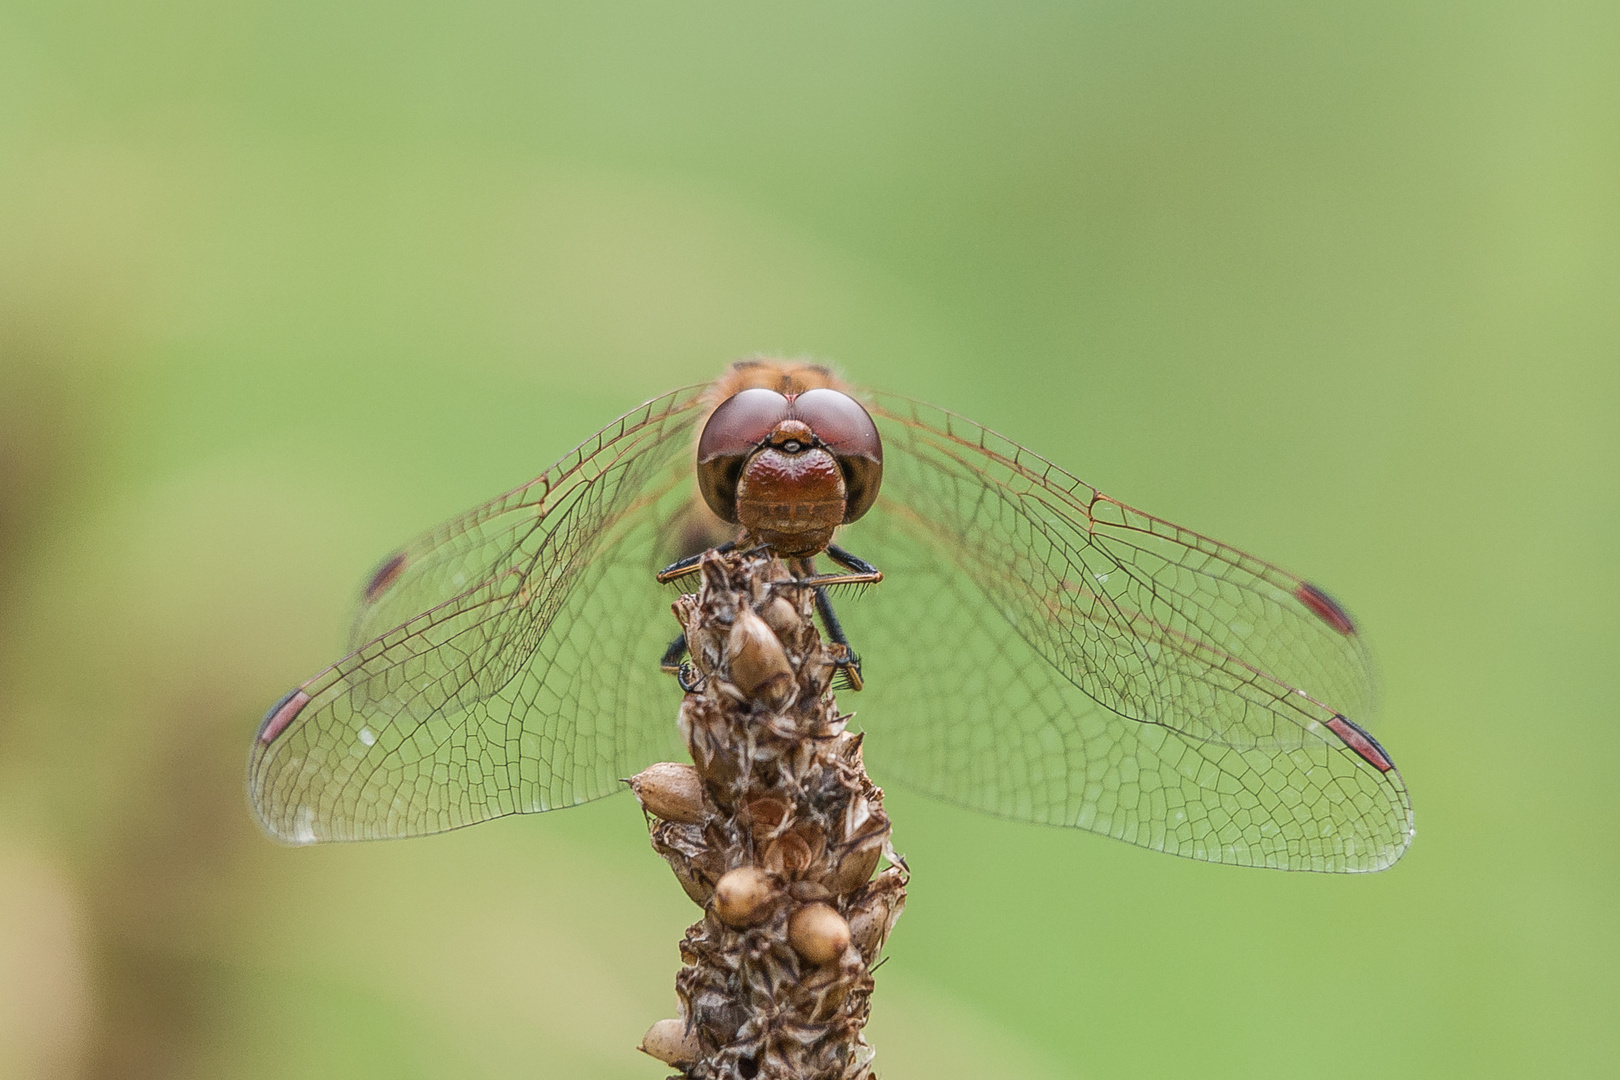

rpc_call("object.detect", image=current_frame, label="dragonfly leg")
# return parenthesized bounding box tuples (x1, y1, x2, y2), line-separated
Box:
(792, 543, 883, 588)
(656, 540, 738, 584)
(659, 633, 688, 673)
(826, 543, 881, 580)
(658, 633, 705, 692)
(813, 585, 864, 692)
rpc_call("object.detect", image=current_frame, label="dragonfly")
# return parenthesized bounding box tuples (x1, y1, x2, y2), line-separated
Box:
(249, 359, 1413, 873)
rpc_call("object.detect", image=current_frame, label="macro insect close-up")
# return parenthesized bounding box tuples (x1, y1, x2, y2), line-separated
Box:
(248, 358, 1413, 1077)
(4, 5, 1612, 1079)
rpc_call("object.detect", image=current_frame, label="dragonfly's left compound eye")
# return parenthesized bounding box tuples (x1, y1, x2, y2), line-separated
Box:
(792, 389, 883, 523)
(698, 388, 792, 523)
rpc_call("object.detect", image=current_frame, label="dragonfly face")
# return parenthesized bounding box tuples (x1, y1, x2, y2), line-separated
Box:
(249, 358, 1413, 872)
(697, 385, 883, 558)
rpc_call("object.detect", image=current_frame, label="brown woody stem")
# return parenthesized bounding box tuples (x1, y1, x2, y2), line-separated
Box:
(633, 549, 906, 1080)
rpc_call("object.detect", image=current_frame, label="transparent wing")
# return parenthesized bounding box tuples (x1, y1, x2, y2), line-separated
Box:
(248, 384, 712, 843)
(838, 393, 1413, 872)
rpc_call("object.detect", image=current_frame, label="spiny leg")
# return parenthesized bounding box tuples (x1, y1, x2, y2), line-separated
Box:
(791, 543, 884, 589)
(656, 540, 738, 585)
(658, 632, 704, 692)
(827, 543, 880, 579)
(655, 542, 744, 688)
(659, 633, 688, 673)
(813, 585, 864, 692)
(659, 543, 880, 689)
(787, 549, 880, 692)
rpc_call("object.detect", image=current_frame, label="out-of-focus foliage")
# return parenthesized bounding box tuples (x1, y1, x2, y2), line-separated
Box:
(0, 2, 1615, 1078)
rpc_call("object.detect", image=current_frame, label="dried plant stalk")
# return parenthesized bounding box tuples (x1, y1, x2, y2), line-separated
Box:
(633, 548, 907, 1080)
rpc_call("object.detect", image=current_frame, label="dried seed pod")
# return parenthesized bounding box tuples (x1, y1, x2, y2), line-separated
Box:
(788, 902, 851, 967)
(671, 596, 706, 666)
(841, 792, 875, 838)
(760, 594, 803, 638)
(640, 1018, 699, 1066)
(713, 866, 776, 928)
(791, 822, 827, 865)
(847, 895, 896, 961)
(675, 594, 725, 678)
(762, 832, 812, 876)
(745, 794, 789, 841)
(827, 841, 881, 895)
(668, 862, 713, 907)
(847, 905, 884, 961)
(848, 867, 908, 961)
(727, 609, 794, 706)
(629, 762, 709, 824)
(677, 697, 744, 797)
(787, 880, 833, 903)
(651, 821, 723, 907)
(827, 792, 887, 893)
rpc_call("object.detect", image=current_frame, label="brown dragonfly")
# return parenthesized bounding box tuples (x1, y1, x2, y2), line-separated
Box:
(250, 359, 1413, 872)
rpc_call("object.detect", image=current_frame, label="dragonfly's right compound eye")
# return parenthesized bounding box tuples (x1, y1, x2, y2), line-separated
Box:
(697, 388, 792, 523)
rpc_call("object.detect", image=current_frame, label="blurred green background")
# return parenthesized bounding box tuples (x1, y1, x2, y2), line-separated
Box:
(1, 2, 1615, 1078)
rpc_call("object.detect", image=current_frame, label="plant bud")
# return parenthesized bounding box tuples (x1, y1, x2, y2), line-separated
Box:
(847, 895, 896, 960)
(762, 832, 812, 877)
(650, 821, 722, 907)
(787, 880, 833, 903)
(628, 762, 708, 824)
(788, 902, 851, 967)
(827, 793, 887, 893)
(713, 866, 775, 927)
(760, 594, 803, 638)
(727, 609, 794, 705)
(639, 1018, 699, 1066)
(827, 842, 881, 895)
(745, 794, 789, 840)
(674, 595, 720, 676)
(668, 860, 714, 907)
(848, 867, 907, 960)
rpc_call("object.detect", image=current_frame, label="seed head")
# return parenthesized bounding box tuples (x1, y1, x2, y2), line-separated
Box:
(788, 902, 851, 966)
(727, 609, 795, 706)
(713, 866, 776, 928)
(639, 1018, 699, 1066)
(760, 594, 803, 638)
(763, 832, 813, 876)
(846, 873, 905, 961)
(628, 762, 709, 824)
(827, 842, 881, 895)
(651, 820, 723, 907)
(649, 548, 903, 1077)
(745, 794, 790, 840)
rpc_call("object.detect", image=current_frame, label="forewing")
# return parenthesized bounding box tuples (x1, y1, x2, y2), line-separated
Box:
(249, 385, 711, 843)
(838, 394, 1413, 871)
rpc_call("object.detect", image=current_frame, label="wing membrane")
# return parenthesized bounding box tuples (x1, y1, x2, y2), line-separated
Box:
(248, 385, 711, 843)
(839, 394, 1412, 871)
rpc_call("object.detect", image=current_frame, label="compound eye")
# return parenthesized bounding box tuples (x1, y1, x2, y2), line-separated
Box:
(696, 388, 791, 522)
(791, 388, 883, 522)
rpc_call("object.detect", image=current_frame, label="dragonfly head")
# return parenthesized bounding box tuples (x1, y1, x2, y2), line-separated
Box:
(697, 386, 883, 557)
